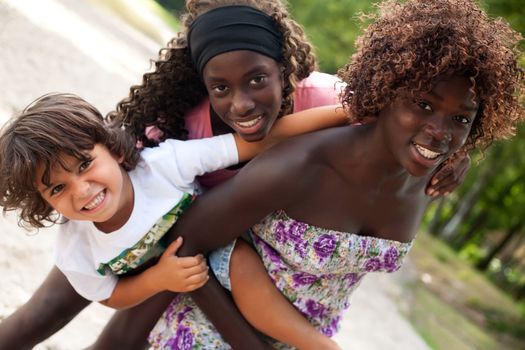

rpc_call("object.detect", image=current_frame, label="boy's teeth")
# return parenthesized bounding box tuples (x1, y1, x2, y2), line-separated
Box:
(236, 116, 262, 128)
(414, 144, 441, 159)
(84, 191, 105, 210)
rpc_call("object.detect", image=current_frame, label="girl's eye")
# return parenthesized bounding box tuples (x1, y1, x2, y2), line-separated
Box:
(212, 85, 228, 95)
(454, 115, 471, 124)
(51, 184, 64, 196)
(79, 160, 92, 172)
(250, 75, 266, 86)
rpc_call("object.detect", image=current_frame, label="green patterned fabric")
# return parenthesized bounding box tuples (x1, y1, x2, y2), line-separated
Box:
(96, 193, 195, 276)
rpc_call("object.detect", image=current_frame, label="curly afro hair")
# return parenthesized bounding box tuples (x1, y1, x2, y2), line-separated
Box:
(338, 0, 524, 153)
(108, 0, 317, 147)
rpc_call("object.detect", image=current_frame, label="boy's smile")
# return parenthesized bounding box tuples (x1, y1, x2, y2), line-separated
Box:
(37, 144, 134, 233)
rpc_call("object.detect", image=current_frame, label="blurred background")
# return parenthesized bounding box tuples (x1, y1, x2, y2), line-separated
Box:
(1, 0, 524, 349)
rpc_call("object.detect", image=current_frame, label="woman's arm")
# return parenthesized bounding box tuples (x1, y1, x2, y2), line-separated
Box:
(235, 105, 348, 162)
(166, 143, 306, 348)
(0, 267, 90, 349)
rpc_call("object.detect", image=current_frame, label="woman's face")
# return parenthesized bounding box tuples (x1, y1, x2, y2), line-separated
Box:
(202, 50, 283, 142)
(381, 75, 479, 177)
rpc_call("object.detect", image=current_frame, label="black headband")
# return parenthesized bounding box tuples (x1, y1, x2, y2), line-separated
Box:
(188, 5, 283, 75)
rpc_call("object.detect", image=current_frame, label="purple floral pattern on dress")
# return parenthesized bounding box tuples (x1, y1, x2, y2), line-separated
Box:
(292, 272, 318, 287)
(313, 233, 337, 260)
(364, 257, 382, 272)
(169, 326, 193, 350)
(383, 246, 400, 272)
(149, 210, 413, 349)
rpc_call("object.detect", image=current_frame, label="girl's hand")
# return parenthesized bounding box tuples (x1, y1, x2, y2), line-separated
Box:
(426, 151, 470, 197)
(152, 237, 209, 293)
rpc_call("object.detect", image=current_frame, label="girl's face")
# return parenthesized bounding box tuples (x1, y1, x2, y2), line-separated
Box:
(36, 144, 133, 232)
(202, 50, 283, 142)
(381, 75, 479, 177)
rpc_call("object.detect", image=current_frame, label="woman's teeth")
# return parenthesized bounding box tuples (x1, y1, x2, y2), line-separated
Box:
(235, 116, 262, 128)
(84, 191, 105, 210)
(414, 144, 441, 160)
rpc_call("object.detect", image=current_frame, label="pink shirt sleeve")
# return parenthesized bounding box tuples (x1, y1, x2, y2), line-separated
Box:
(292, 71, 344, 112)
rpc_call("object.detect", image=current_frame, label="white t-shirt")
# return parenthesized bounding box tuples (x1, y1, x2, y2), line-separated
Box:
(54, 135, 238, 301)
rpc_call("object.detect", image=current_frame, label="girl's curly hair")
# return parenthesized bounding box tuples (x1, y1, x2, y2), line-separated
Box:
(109, 0, 317, 147)
(0, 93, 140, 229)
(338, 0, 525, 153)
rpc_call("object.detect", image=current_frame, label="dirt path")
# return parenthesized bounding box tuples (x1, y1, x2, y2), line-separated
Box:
(0, 1, 430, 349)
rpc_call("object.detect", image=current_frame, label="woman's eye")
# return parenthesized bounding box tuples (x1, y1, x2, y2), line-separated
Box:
(79, 160, 92, 172)
(455, 115, 471, 124)
(51, 184, 64, 196)
(416, 100, 432, 111)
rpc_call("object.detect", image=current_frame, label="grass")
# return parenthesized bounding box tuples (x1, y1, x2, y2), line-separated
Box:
(401, 232, 525, 349)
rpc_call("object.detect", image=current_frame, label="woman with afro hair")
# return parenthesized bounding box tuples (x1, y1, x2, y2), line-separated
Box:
(0, 0, 478, 349)
(144, 0, 524, 348)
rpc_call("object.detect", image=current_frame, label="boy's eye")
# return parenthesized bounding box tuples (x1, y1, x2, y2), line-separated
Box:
(51, 184, 64, 196)
(79, 160, 92, 172)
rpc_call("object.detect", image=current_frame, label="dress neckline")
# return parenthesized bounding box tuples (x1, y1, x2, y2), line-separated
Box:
(275, 209, 414, 247)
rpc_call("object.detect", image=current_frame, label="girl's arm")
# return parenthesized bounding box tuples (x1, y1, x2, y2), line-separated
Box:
(235, 105, 348, 162)
(101, 238, 208, 309)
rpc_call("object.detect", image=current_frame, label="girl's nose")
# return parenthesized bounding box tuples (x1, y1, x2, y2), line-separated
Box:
(231, 90, 255, 116)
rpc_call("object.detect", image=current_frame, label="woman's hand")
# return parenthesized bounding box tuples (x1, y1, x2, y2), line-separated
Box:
(426, 151, 471, 197)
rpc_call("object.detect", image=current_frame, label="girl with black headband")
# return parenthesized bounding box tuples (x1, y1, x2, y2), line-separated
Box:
(0, 0, 472, 349)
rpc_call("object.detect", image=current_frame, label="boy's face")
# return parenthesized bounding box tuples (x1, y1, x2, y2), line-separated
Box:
(36, 144, 133, 232)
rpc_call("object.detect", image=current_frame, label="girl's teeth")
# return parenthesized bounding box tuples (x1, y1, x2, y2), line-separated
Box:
(236, 116, 262, 128)
(414, 144, 441, 159)
(84, 191, 105, 210)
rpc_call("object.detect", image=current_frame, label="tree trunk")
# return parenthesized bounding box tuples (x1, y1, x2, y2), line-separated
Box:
(427, 197, 447, 235)
(452, 210, 488, 250)
(439, 166, 494, 242)
(476, 221, 523, 271)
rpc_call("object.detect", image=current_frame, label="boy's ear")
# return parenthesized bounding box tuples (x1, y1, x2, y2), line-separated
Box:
(117, 154, 125, 164)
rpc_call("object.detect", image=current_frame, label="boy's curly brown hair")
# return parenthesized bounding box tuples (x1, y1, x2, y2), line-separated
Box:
(0, 93, 140, 229)
(108, 0, 317, 147)
(338, 0, 525, 153)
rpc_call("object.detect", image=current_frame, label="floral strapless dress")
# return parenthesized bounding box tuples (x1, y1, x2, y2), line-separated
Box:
(149, 210, 413, 349)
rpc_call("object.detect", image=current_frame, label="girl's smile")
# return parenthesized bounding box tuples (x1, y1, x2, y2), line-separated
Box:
(203, 50, 283, 142)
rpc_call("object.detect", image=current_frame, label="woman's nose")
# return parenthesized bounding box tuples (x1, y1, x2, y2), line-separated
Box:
(425, 115, 452, 142)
